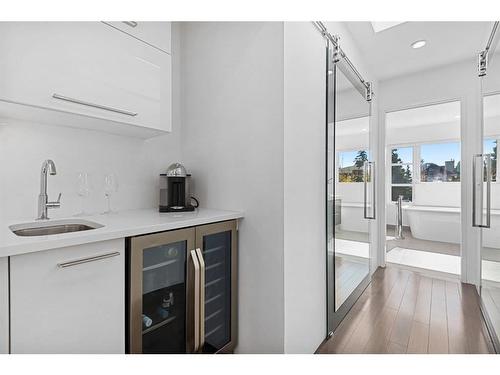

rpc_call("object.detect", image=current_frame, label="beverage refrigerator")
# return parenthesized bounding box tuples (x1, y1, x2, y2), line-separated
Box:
(126, 220, 237, 354)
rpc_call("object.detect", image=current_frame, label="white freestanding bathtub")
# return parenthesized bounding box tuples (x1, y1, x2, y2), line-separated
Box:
(404, 205, 500, 248)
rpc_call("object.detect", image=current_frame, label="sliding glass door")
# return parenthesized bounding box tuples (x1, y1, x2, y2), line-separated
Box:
(327, 41, 374, 333)
(478, 29, 500, 351)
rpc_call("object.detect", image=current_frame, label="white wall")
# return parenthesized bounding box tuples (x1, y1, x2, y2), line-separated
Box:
(0, 24, 183, 223)
(387, 120, 460, 145)
(283, 22, 326, 354)
(414, 183, 461, 207)
(179, 22, 285, 354)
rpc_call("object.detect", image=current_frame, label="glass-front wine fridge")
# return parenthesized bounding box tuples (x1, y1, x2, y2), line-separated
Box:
(126, 220, 237, 354)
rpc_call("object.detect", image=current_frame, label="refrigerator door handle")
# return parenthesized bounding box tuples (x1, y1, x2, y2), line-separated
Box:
(190, 249, 201, 352)
(195, 248, 205, 352)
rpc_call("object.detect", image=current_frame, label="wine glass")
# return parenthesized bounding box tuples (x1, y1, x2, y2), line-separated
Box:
(75, 172, 90, 216)
(103, 173, 119, 214)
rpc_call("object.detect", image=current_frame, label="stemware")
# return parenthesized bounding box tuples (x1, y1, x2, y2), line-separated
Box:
(103, 173, 119, 214)
(75, 172, 91, 216)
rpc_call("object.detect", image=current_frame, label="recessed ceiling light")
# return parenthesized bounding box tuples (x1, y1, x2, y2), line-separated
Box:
(411, 40, 426, 49)
(328, 70, 333, 75)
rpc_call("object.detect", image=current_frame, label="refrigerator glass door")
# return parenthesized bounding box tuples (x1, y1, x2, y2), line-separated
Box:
(196, 221, 237, 353)
(141, 240, 187, 353)
(129, 227, 195, 354)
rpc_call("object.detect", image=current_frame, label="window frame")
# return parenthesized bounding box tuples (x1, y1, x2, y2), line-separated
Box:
(388, 139, 467, 203)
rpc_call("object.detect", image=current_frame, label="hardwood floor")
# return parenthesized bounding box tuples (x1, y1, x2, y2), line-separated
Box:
(318, 266, 495, 354)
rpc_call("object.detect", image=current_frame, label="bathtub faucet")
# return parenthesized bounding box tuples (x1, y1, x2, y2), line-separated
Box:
(395, 195, 405, 240)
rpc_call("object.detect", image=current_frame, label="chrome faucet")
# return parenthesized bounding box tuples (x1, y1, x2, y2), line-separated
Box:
(37, 159, 61, 220)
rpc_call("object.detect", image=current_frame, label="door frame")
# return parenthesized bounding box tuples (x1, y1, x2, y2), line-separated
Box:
(377, 96, 481, 284)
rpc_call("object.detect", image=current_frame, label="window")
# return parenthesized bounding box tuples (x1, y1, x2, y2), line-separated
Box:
(391, 147, 413, 201)
(420, 142, 460, 182)
(484, 138, 498, 182)
(338, 150, 368, 182)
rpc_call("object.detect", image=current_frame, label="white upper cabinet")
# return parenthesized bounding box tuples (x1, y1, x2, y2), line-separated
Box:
(103, 21, 171, 54)
(0, 22, 171, 138)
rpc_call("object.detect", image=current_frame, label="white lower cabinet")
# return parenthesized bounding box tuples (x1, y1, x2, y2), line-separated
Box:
(9, 239, 125, 354)
(0, 257, 8, 354)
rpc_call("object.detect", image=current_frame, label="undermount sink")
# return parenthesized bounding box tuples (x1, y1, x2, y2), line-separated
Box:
(9, 219, 104, 237)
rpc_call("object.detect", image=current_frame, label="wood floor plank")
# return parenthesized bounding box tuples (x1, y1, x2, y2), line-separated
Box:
(413, 276, 432, 324)
(386, 341, 407, 354)
(445, 281, 468, 353)
(389, 273, 420, 348)
(362, 307, 399, 353)
(428, 278, 449, 353)
(384, 270, 411, 310)
(407, 321, 430, 353)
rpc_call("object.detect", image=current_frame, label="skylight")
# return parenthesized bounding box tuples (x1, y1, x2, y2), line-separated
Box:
(370, 22, 406, 33)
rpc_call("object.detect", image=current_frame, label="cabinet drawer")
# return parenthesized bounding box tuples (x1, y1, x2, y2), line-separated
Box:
(103, 21, 171, 54)
(10, 239, 125, 353)
(0, 22, 171, 133)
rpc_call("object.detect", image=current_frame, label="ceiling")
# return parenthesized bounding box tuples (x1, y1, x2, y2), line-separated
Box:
(343, 21, 495, 81)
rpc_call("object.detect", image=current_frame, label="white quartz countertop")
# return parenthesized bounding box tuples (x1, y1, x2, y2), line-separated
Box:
(0, 208, 244, 257)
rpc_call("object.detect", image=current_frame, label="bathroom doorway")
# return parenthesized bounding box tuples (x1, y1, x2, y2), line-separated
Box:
(384, 101, 462, 277)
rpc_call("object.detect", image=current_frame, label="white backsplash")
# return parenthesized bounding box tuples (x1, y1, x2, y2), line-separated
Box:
(0, 120, 181, 223)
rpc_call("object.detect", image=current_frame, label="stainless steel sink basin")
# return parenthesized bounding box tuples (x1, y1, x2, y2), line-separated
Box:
(9, 219, 104, 237)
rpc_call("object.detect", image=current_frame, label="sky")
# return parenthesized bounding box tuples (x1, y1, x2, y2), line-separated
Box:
(420, 143, 460, 165)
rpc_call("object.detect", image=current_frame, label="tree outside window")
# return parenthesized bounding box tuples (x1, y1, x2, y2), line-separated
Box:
(339, 150, 368, 182)
(391, 147, 413, 201)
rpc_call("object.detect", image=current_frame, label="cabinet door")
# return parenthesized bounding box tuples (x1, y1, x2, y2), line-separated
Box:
(196, 220, 237, 353)
(129, 228, 195, 354)
(103, 22, 171, 54)
(0, 257, 8, 354)
(0, 22, 171, 133)
(10, 239, 125, 354)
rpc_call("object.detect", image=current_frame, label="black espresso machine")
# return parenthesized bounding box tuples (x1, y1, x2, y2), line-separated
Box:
(159, 163, 199, 212)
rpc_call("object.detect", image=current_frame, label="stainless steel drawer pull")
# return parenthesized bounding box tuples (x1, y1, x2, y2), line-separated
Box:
(52, 94, 138, 117)
(123, 21, 138, 28)
(57, 251, 121, 268)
